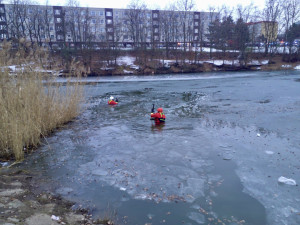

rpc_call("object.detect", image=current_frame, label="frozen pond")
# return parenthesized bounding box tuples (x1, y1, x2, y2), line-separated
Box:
(20, 71, 300, 225)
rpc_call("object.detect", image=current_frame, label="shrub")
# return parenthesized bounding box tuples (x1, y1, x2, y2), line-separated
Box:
(0, 40, 84, 161)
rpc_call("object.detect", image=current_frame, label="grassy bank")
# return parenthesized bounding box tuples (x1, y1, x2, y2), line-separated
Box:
(0, 40, 84, 161)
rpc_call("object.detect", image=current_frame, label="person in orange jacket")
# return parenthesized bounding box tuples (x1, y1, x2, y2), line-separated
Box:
(108, 96, 118, 105)
(150, 107, 166, 125)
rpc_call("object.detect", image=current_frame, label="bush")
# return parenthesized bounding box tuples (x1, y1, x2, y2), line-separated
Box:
(0, 40, 84, 161)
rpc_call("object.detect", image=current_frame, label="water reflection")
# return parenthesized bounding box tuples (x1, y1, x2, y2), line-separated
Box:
(151, 123, 165, 132)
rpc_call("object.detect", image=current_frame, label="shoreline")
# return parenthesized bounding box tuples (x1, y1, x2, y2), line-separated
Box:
(0, 166, 104, 225)
(59, 57, 300, 77)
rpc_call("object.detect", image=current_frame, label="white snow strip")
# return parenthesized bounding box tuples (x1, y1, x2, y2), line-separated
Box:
(295, 65, 300, 70)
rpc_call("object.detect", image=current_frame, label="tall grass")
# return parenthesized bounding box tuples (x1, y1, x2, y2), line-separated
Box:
(0, 39, 84, 161)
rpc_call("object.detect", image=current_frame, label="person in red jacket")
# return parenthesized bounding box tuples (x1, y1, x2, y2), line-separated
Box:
(108, 96, 118, 105)
(150, 107, 166, 125)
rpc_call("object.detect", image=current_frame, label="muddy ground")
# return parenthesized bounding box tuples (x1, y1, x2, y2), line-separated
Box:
(0, 166, 111, 225)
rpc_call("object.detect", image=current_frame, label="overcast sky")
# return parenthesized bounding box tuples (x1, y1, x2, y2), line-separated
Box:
(34, 0, 266, 11)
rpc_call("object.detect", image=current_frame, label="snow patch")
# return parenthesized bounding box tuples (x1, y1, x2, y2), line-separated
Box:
(295, 65, 300, 70)
(278, 176, 297, 185)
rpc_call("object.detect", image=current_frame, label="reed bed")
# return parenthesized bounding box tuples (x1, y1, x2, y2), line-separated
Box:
(0, 40, 84, 161)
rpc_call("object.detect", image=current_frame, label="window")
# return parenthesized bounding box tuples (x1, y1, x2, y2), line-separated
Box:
(195, 28, 198, 33)
(194, 14, 199, 19)
(108, 35, 113, 40)
(55, 9, 60, 15)
(154, 28, 158, 33)
(100, 19, 104, 24)
(99, 11, 104, 16)
(195, 21, 199, 26)
(56, 18, 62, 23)
(57, 34, 63, 40)
(91, 11, 95, 16)
(107, 27, 113, 32)
(106, 19, 112, 24)
(99, 34, 105, 40)
(50, 26, 54, 31)
(92, 19, 96, 24)
(106, 11, 112, 17)
(153, 13, 158, 18)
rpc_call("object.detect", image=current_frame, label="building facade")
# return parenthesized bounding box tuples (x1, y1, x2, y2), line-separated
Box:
(0, 3, 217, 47)
(247, 21, 278, 43)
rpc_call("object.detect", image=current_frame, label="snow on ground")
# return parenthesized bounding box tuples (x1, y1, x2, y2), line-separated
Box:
(295, 65, 300, 70)
(117, 56, 135, 66)
(248, 60, 269, 65)
(117, 56, 139, 69)
(252, 46, 299, 54)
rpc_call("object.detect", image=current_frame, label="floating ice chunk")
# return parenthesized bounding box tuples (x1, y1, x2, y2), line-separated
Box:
(257, 133, 261, 137)
(92, 168, 108, 176)
(222, 152, 233, 160)
(187, 212, 205, 224)
(51, 215, 60, 221)
(120, 187, 126, 191)
(56, 187, 73, 195)
(265, 151, 274, 155)
(278, 176, 297, 186)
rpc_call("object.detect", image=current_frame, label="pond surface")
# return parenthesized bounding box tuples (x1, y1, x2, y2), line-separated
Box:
(20, 71, 300, 225)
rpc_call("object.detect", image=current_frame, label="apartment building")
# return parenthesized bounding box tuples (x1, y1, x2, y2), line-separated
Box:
(247, 21, 278, 43)
(0, 3, 217, 47)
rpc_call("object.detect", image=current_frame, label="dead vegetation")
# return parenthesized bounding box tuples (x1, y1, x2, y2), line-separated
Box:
(0, 39, 84, 161)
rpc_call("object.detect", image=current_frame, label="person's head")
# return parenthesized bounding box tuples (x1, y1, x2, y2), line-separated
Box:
(110, 96, 114, 100)
(157, 108, 163, 112)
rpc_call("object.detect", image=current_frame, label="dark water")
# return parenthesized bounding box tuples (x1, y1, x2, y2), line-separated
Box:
(19, 71, 300, 225)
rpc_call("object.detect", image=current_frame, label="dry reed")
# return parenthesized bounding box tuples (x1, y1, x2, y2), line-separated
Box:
(0, 40, 84, 161)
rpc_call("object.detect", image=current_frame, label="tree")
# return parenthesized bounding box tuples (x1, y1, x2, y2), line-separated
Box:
(234, 18, 250, 65)
(7, 0, 29, 39)
(261, 0, 281, 55)
(176, 0, 195, 58)
(281, 0, 300, 55)
(286, 23, 300, 55)
(160, 4, 178, 58)
(126, 0, 147, 49)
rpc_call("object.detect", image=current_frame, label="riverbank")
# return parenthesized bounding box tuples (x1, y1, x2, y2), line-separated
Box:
(0, 166, 110, 225)
(58, 54, 300, 77)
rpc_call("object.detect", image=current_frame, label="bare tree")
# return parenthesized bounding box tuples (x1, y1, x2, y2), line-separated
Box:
(281, 0, 300, 54)
(176, 0, 195, 57)
(7, 0, 30, 39)
(126, 0, 147, 49)
(236, 3, 257, 23)
(262, 0, 281, 55)
(43, 1, 55, 48)
(160, 4, 178, 59)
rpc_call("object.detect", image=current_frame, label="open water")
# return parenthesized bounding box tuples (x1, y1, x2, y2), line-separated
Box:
(20, 71, 300, 225)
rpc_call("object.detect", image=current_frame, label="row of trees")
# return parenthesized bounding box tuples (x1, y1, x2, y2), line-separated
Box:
(1, 0, 300, 67)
